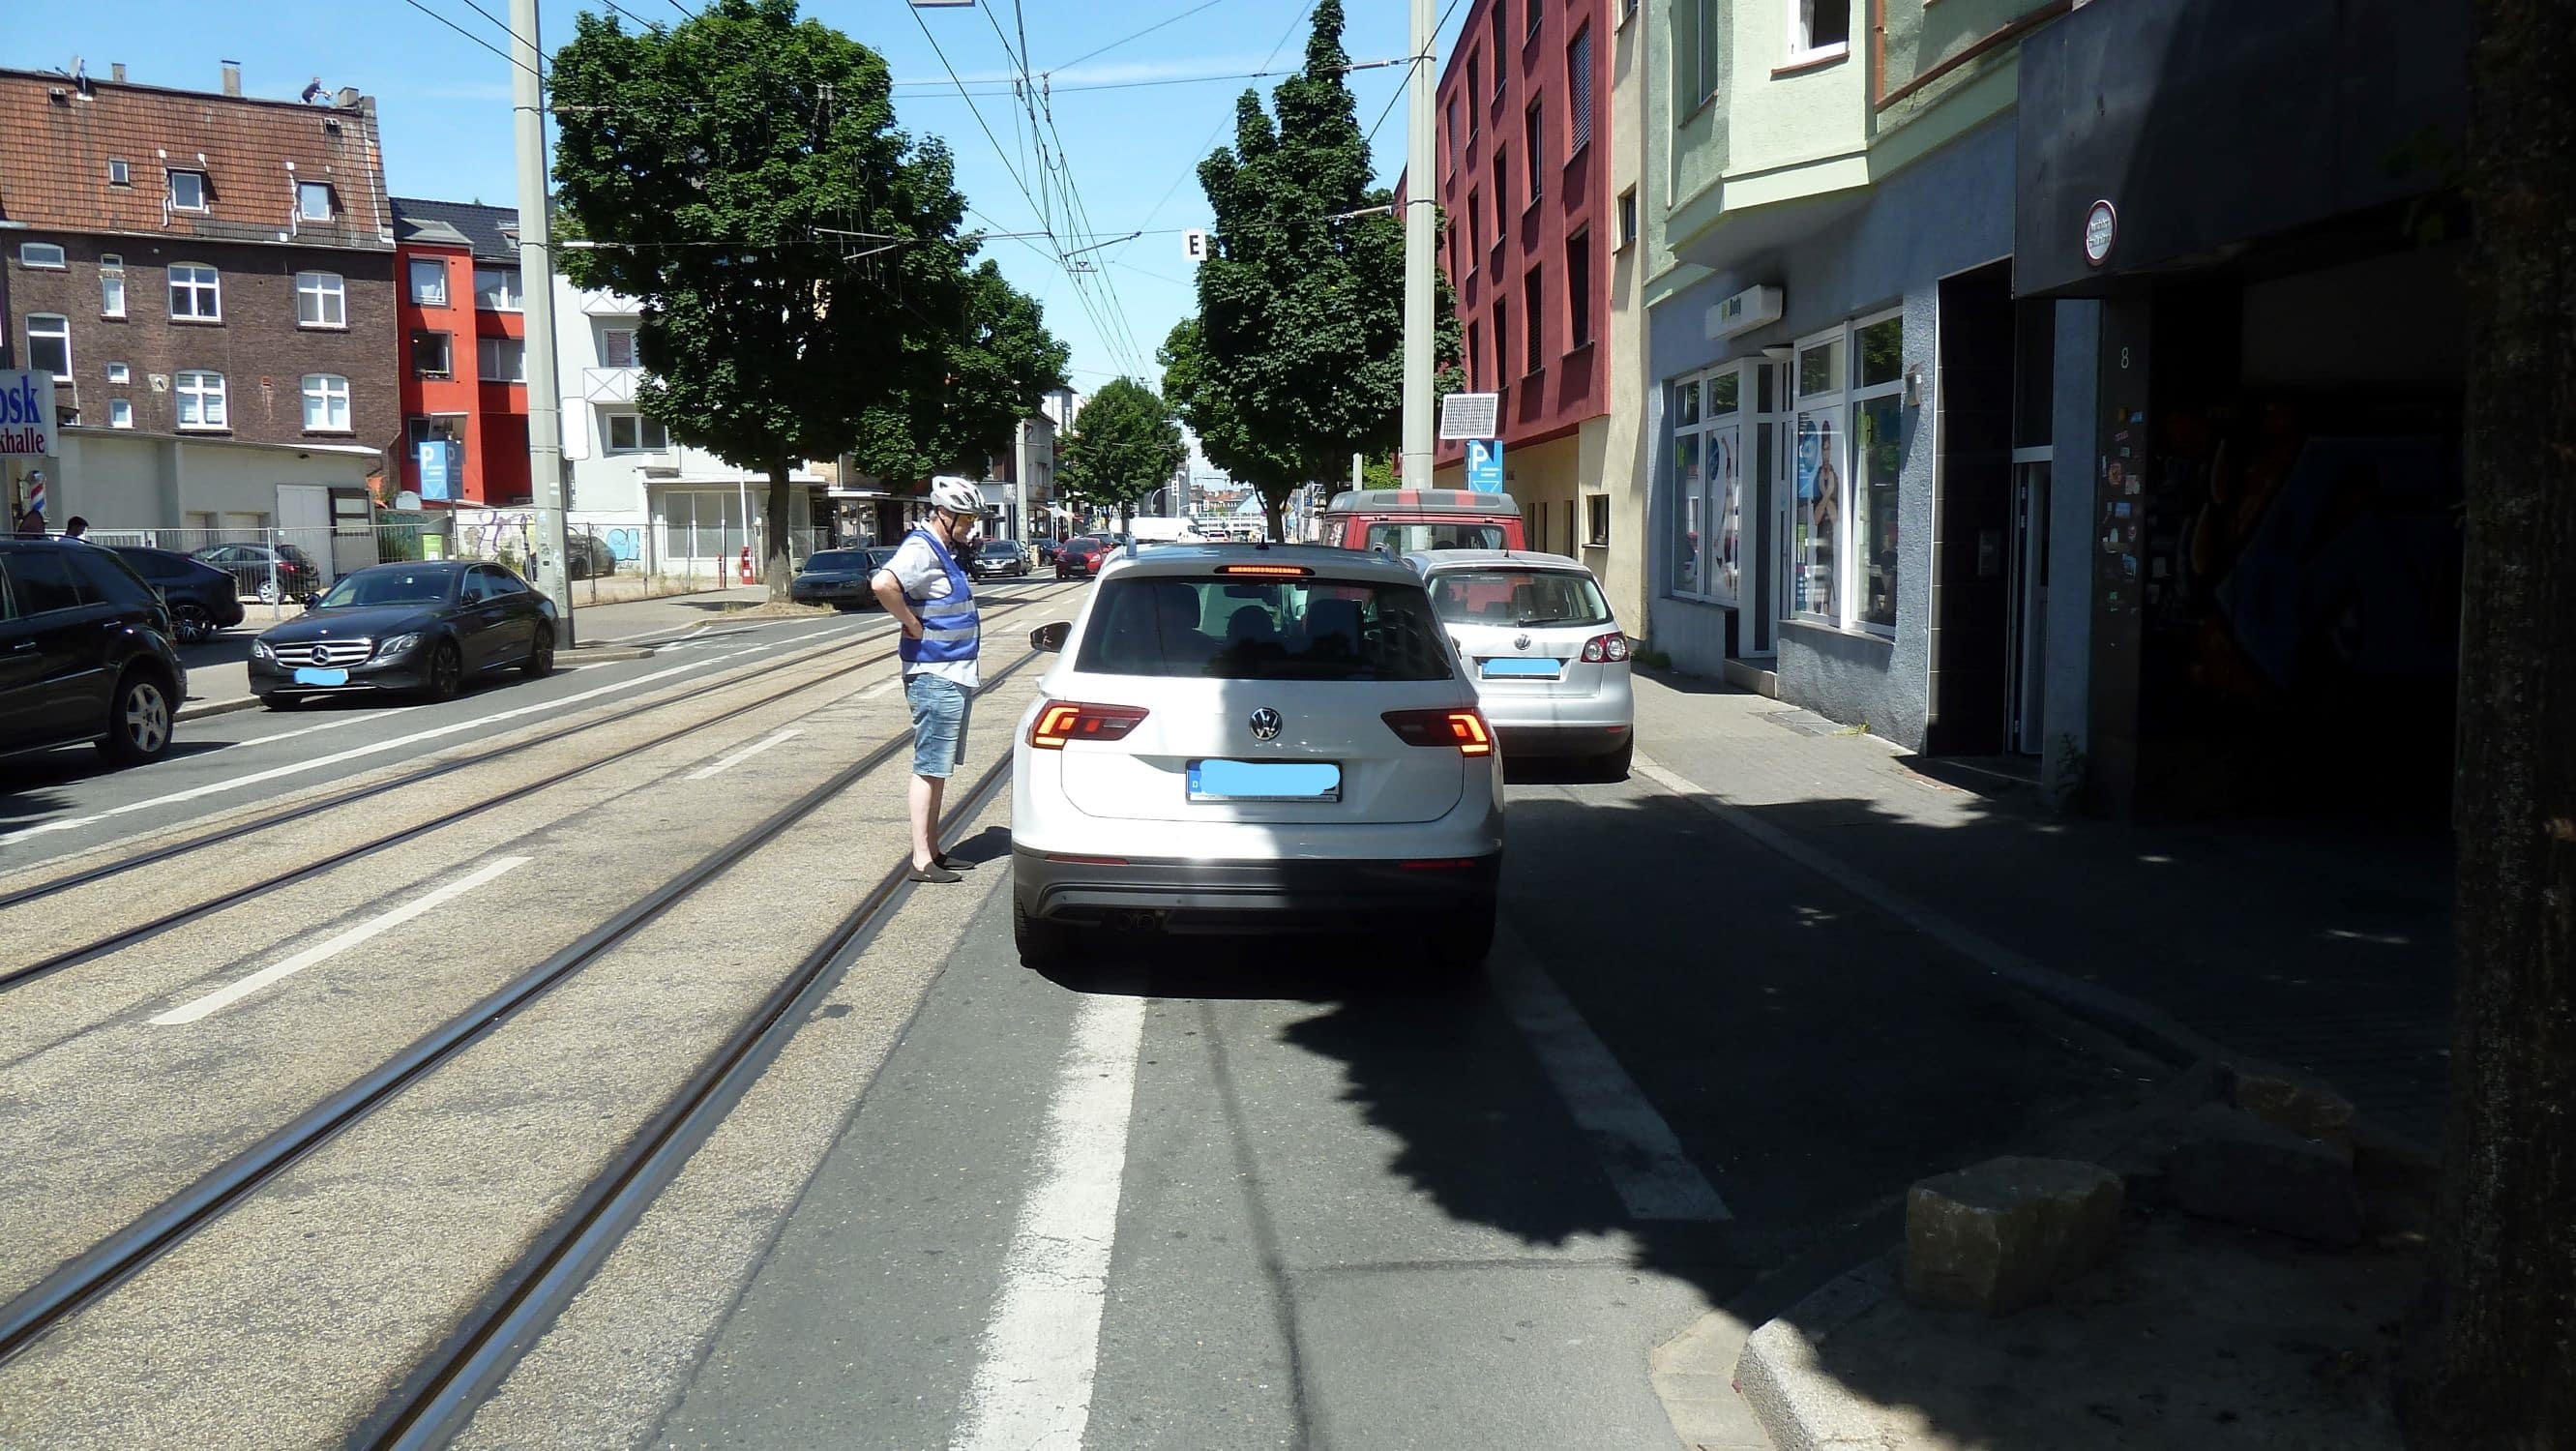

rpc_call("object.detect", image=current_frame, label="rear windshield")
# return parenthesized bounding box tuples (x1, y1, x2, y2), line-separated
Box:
(1427, 568, 1613, 628)
(1364, 521, 1511, 552)
(979, 541, 1019, 555)
(1077, 576, 1454, 682)
(806, 549, 868, 571)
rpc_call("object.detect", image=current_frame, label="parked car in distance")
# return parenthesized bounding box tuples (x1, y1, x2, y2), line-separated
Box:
(971, 538, 1034, 579)
(0, 538, 187, 767)
(1034, 537, 1062, 566)
(1318, 489, 1526, 555)
(791, 548, 899, 611)
(192, 541, 323, 606)
(1408, 549, 1634, 778)
(1054, 535, 1111, 579)
(110, 546, 245, 643)
(568, 532, 619, 580)
(1010, 543, 1503, 973)
(250, 561, 555, 708)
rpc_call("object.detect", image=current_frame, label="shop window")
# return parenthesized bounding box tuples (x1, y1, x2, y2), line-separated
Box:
(1781, 311, 1901, 632)
(1790, 0, 1851, 60)
(1851, 314, 1905, 632)
(1669, 367, 1745, 605)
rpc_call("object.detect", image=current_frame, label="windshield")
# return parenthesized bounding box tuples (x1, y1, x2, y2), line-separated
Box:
(1364, 521, 1512, 552)
(806, 550, 870, 572)
(321, 569, 454, 609)
(1428, 568, 1613, 628)
(979, 541, 1018, 555)
(1076, 576, 1454, 682)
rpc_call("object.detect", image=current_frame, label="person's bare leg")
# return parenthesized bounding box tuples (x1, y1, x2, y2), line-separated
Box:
(910, 772, 947, 869)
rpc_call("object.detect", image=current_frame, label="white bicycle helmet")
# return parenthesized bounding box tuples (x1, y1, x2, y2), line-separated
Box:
(931, 479, 992, 516)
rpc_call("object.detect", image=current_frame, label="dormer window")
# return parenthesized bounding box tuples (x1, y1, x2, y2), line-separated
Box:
(168, 169, 209, 211)
(298, 181, 335, 222)
(108, 159, 131, 187)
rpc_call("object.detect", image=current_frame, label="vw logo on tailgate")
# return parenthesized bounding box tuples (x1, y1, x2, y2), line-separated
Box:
(1248, 707, 1284, 741)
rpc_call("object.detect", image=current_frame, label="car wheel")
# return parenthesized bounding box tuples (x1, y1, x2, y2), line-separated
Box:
(99, 669, 176, 766)
(1013, 893, 1074, 970)
(520, 626, 555, 679)
(1595, 738, 1634, 782)
(423, 639, 464, 701)
(255, 577, 281, 606)
(172, 603, 214, 644)
(1425, 910, 1495, 979)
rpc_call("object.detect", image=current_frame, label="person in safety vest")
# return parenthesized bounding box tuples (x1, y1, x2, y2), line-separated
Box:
(872, 480, 995, 882)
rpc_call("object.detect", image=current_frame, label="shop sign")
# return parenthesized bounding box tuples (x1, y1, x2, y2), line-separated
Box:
(2084, 200, 2118, 267)
(0, 370, 55, 456)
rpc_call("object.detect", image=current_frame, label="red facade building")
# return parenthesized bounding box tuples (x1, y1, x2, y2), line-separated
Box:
(391, 198, 528, 506)
(1430, 0, 1613, 558)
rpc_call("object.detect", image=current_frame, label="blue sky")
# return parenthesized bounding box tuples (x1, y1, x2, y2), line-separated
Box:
(13, 0, 1467, 392)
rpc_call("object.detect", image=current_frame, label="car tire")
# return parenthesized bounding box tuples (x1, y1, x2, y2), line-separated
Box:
(172, 603, 214, 645)
(1013, 893, 1074, 970)
(1425, 910, 1495, 979)
(423, 639, 464, 701)
(521, 626, 555, 679)
(98, 668, 177, 767)
(1595, 738, 1634, 782)
(255, 577, 281, 606)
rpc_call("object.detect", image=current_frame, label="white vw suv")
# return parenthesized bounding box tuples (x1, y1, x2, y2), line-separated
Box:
(1011, 544, 1505, 971)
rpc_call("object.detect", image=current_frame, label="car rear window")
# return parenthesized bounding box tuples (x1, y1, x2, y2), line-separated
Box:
(66, 548, 162, 611)
(1427, 568, 1613, 628)
(1363, 521, 1512, 552)
(1077, 576, 1454, 682)
(806, 550, 867, 571)
(0, 550, 86, 618)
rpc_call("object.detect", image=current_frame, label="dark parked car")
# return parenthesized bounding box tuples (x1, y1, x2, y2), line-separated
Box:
(0, 538, 186, 767)
(1054, 535, 1111, 579)
(192, 541, 323, 605)
(1033, 537, 1062, 566)
(250, 561, 555, 708)
(790, 548, 897, 611)
(970, 538, 1032, 579)
(111, 547, 245, 643)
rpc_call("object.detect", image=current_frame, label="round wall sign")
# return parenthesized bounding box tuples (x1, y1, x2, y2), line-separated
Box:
(2084, 200, 2118, 267)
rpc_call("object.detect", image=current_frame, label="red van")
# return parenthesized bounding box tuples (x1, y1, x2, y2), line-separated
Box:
(1317, 489, 1525, 554)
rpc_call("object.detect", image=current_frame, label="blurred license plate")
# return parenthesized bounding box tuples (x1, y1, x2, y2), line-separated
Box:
(1188, 759, 1341, 802)
(1481, 657, 1562, 679)
(292, 666, 349, 686)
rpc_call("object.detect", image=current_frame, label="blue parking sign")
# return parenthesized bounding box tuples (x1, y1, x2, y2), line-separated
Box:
(1466, 439, 1504, 493)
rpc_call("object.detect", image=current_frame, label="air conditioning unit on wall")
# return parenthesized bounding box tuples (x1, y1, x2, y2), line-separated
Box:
(1706, 284, 1784, 341)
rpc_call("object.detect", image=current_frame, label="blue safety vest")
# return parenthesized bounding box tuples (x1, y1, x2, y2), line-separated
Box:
(899, 526, 980, 666)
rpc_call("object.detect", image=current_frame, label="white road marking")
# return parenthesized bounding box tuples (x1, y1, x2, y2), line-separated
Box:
(861, 676, 905, 699)
(150, 856, 530, 1024)
(684, 727, 802, 781)
(950, 992, 1146, 1451)
(1491, 927, 1732, 1221)
(226, 709, 400, 749)
(1, 649, 763, 847)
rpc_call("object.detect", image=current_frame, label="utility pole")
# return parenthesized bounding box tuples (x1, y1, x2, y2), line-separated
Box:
(1401, 0, 1436, 489)
(513, 0, 576, 643)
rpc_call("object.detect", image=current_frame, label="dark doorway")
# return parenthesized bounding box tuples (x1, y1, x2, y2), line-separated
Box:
(1927, 260, 2017, 755)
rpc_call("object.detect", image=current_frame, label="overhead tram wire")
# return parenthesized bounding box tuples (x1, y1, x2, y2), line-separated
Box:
(904, 0, 1055, 237)
(1367, 0, 1466, 146)
(1117, 0, 1319, 272)
(1050, 0, 1240, 74)
(401, 0, 545, 83)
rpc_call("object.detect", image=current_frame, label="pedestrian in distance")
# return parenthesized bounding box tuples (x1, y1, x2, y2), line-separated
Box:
(63, 517, 90, 542)
(872, 478, 993, 883)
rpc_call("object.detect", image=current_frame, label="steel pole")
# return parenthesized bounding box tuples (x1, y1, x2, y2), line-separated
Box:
(513, 0, 575, 643)
(1401, 0, 1437, 488)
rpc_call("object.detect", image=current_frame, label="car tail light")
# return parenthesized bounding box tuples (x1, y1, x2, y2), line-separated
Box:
(1581, 633, 1632, 664)
(1381, 707, 1494, 756)
(1214, 563, 1313, 577)
(1028, 700, 1150, 750)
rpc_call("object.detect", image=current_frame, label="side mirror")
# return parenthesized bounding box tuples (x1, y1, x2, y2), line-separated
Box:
(300, 592, 322, 611)
(1029, 621, 1071, 653)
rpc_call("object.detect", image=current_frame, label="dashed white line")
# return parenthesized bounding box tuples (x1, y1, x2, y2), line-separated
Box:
(861, 676, 905, 699)
(684, 727, 803, 781)
(150, 856, 531, 1025)
(226, 708, 400, 749)
(949, 992, 1145, 1451)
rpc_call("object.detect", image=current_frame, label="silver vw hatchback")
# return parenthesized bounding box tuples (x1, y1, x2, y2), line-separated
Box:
(1407, 550, 1635, 779)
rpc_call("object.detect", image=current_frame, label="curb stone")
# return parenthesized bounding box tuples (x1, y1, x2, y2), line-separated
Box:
(177, 696, 263, 722)
(1731, 1253, 1903, 1451)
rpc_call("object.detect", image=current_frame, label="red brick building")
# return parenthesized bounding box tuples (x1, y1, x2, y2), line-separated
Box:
(1431, 0, 1614, 559)
(391, 198, 529, 507)
(0, 63, 397, 522)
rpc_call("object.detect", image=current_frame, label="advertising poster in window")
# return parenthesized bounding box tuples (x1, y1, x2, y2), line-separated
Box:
(1711, 426, 1740, 603)
(1793, 413, 1840, 617)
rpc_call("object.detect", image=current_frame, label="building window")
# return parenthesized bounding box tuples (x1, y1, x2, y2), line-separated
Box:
(168, 169, 209, 212)
(407, 414, 464, 448)
(175, 370, 227, 429)
(106, 362, 132, 384)
(168, 262, 222, 321)
(1668, 367, 1743, 603)
(1567, 27, 1593, 154)
(1851, 312, 1905, 632)
(1623, 0, 1639, 24)
(413, 331, 454, 378)
(1566, 231, 1592, 348)
(17, 242, 66, 270)
(109, 399, 134, 429)
(1617, 188, 1638, 250)
(100, 254, 127, 318)
(601, 327, 639, 368)
(297, 182, 336, 222)
(1489, 2, 1504, 81)
(24, 314, 71, 376)
(474, 265, 523, 311)
(301, 373, 352, 431)
(1526, 0, 1542, 39)
(1586, 493, 1610, 548)
(1698, 0, 1724, 101)
(1446, 98, 1460, 172)
(1525, 100, 1544, 202)
(607, 413, 670, 453)
(297, 271, 347, 327)
(1776, 312, 1902, 633)
(1523, 270, 1543, 372)
(1467, 320, 1483, 390)
(1467, 57, 1481, 130)
(108, 159, 131, 187)
(1493, 299, 1509, 393)
(409, 257, 449, 306)
(1492, 152, 1506, 234)
(1791, 0, 1852, 60)
(1466, 192, 1482, 271)
(1791, 332, 1843, 623)
(479, 335, 527, 382)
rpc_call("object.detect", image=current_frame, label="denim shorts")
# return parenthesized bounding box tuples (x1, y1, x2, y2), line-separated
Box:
(904, 673, 971, 778)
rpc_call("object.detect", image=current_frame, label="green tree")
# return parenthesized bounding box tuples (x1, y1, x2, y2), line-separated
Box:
(848, 259, 1069, 487)
(1059, 378, 1185, 538)
(550, 0, 1056, 598)
(2402, 1, 2576, 1444)
(1170, 0, 1461, 540)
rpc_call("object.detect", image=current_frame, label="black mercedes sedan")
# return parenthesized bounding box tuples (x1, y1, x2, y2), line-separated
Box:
(249, 561, 555, 708)
(790, 547, 896, 611)
(111, 546, 245, 642)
